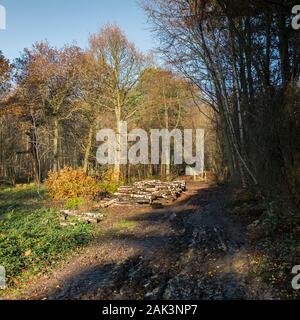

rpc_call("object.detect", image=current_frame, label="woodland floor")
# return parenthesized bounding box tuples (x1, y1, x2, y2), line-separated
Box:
(2, 181, 299, 300)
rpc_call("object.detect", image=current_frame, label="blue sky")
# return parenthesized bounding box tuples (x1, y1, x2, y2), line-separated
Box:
(0, 0, 156, 61)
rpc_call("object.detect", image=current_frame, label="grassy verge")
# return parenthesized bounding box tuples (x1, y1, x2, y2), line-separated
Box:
(0, 184, 94, 296)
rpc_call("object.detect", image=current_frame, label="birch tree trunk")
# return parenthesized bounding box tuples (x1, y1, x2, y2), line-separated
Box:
(163, 84, 170, 177)
(114, 102, 121, 182)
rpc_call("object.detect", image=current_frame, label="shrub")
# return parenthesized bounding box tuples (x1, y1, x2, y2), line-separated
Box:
(101, 168, 119, 183)
(99, 168, 122, 195)
(100, 181, 119, 196)
(45, 167, 100, 200)
(64, 197, 84, 210)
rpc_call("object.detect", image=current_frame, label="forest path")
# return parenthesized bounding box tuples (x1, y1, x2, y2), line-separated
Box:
(22, 182, 273, 300)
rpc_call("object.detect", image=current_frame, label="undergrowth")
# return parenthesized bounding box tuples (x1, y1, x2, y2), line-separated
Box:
(0, 185, 93, 294)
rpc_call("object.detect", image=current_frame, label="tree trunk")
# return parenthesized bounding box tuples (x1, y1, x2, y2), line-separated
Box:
(164, 87, 170, 177)
(83, 125, 94, 174)
(53, 117, 59, 172)
(114, 105, 121, 182)
(278, 12, 290, 84)
(29, 129, 40, 185)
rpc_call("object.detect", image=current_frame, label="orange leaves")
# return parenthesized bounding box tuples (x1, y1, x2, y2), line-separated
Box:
(45, 167, 100, 200)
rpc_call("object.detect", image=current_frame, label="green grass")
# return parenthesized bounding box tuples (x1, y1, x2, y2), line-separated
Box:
(0, 184, 93, 291)
(96, 220, 138, 239)
(113, 220, 137, 230)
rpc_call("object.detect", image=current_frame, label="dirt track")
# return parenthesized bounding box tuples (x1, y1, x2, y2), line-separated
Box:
(21, 182, 274, 300)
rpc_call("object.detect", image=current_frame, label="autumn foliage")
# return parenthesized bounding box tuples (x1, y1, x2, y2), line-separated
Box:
(45, 167, 100, 200)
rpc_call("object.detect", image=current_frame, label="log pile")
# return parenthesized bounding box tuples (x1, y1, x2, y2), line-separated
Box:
(99, 180, 186, 208)
(60, 210, 104, 224)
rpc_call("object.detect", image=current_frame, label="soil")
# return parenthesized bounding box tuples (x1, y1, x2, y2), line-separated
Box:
(17, 182, 276, 300)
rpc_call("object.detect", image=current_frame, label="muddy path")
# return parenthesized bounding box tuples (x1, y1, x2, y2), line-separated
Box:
(21, 182, 274, 300)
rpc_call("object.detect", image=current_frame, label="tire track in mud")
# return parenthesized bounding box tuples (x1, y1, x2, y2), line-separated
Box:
(22, 182, 274, 300)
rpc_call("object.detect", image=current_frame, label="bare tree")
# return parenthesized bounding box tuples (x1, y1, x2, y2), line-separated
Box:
(19, 42, 84, 172)
(142, 0, 300, 218)
(89, 25, 148, 181)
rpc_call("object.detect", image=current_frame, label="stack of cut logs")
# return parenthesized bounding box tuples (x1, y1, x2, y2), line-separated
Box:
(60, 210, 104, 224)
(99, 180, 186, 208)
